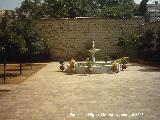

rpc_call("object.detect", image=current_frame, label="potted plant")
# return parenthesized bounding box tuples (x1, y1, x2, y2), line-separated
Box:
(67, 58, 77, 73)
(85, 58, 93, 75)
(119, 57, 129, 71)
(111, 62, 120, 73)
(59, 59, 65, 71)
(69, 58, 76, 70)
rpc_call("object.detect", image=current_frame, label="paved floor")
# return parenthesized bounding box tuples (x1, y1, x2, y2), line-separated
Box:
(0, 62, 160, 120)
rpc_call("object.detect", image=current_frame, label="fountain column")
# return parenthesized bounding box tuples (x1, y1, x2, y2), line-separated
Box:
(87, 41, 100, 63)
(92, 41, 95, 62)
(92, 54, 95, 63)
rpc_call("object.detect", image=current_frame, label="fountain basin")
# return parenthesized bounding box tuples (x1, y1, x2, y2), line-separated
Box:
(87, 49, 100, 54)
(75, 62, 113, 74)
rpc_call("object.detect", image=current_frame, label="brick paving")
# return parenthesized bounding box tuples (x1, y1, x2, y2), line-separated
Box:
(0, 62, 160, 120)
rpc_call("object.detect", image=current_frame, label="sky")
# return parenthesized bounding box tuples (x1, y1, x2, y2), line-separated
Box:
(0, 0, 158, 10)
(0, 0, 24, 10)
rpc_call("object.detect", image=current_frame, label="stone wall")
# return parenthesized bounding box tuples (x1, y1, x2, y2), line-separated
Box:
(140, 21, 160, 32)
(35, 18, 144, 60)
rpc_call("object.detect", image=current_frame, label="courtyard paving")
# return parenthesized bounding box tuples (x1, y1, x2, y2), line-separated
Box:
(0, 62, 160, 120)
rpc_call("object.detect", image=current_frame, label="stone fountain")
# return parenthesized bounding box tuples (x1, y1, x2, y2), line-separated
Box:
(75, 41, 113, 74)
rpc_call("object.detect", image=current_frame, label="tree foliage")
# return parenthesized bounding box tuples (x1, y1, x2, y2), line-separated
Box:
(0, 12, 10, 59)
(0, 10, 51, 62)
(101, 0, 135, 18)
(16, 0, 46, 18)
(16, 0, 136, 18)
(137, 0, 149, 16)
(8, 33, 27, 58)
(1, 14, 9, 33)
(0, 13, 27, 61)
(117, 28, 160, 61)
(12, 18, 51, 61)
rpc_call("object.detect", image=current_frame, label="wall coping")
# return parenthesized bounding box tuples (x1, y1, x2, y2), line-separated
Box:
(141, 19, 160, 26)
(38, 16, 144, 21)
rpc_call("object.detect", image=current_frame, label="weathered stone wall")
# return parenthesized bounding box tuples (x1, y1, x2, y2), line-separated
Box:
(140, 21, 160, 32)
(35, 18, 144, 60)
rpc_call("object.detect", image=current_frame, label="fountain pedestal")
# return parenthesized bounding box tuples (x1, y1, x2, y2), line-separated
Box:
(87, 41, 100, 62)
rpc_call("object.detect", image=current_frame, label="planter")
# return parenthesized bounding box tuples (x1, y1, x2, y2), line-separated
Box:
(60, 65, 65, 71)
(111, 63, 120, 73)
(121, 64, 127, 70)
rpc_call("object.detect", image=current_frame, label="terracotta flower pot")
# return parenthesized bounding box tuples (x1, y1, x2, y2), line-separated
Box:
(60, 65, 65, 71)
(111, 63, 119, 73)
(122, 64, 127, 71)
